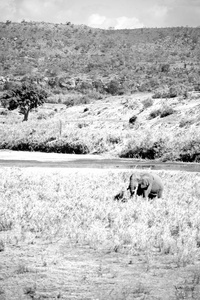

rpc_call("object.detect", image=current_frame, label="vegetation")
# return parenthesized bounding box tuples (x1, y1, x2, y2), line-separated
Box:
(0, 92, 200, 161)
(1, 167, 200, 298)
(0, 22, 200, 96)
(129, 115, 137, 125)
(1, 83, 48, 121)
(149, 105, 176, 119)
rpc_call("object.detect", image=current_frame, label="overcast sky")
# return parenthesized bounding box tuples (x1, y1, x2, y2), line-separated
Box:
(0, 0, 200, 29)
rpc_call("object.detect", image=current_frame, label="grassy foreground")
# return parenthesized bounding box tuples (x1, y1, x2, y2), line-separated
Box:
(1, 167, 200, 299)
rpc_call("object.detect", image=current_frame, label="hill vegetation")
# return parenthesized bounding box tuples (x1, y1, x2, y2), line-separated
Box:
(0, 21, 200, 95)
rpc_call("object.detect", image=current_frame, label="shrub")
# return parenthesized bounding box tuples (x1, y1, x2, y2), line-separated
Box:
(77, 122, 89, 129)
(129, 115, 137, 125)
(37, 112, 47, 120)
(107, 134, 121, 144)
(152, 88, 169, 99)
(153, 85, 188, 99)
(142, 97, 153, 109)
(160, 106, 176, 118)
(149, 109, 161, 119)
(92, 79, 104, 93)
(179, 118, 193, 128)
(194, 83, 200, 92)
(105, 79, 124, 95)
(160, 63, 170, 72)
(168, 86, 179, 98)
(177, 140, 200, 162)
(149, 105, 175, 119)
(1, 138, 89, 154)
(83, 107, 89, 113)
(64, 95, 90, 107)
(120, 138, 166, 159)
(86, 90, 104, 100)
(45, 139, 89, 154)
(0, 108, 8, 115)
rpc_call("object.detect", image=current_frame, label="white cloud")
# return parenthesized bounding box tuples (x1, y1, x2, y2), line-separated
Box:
(0, 0, 198, 28)
(0, 0, 16, 21)
(88, 13, 144, 29)
(115, 16, 144, 29)
(88, 14, 107, 27)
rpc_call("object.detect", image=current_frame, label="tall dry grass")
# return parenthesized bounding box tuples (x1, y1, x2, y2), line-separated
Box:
(1, 167, 200, 267)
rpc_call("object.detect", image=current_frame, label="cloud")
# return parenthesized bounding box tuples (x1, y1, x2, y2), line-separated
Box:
(0, 0, 199, 28)
(0, 0, 17, 21)
(88, 13, 144, 29)
(88, 14, 107, 27)
(115, 16, 144, 29)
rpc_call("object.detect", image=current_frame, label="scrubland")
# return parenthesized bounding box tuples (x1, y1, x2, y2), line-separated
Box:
(1, 92, 200, 162)
(1, 167, 200, 299)
(1, 23, 200, 96)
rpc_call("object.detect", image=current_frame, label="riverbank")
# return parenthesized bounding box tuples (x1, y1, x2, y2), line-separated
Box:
(1, 92, 200, 161)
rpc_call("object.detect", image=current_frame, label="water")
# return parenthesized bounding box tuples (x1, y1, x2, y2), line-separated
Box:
(0, 157, 200, 172)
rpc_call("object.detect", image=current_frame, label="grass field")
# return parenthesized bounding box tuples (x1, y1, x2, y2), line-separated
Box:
(1, 167, 200, 299)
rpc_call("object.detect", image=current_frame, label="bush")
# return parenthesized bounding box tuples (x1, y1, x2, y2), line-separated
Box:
(120, 138, 165, 159)
(64, 95, 90, 107)
(129, 115, 137, 125)
(160, 107, 176, 118)
(86, 90, 104, 100)
(179, 118, 193, 128)
(149, 105, 175, 119)
(176, 140, 200, 162)
(168, 86, 179, 98)
(153, 85, 188, 99)
(142, 98, 153, 109)
(152, 88, 169, 99)
(105, 80, 124, 95)
(149, 109, 161, 119)
(107, 134, 121, 144)
(0, 109, 8, 115)
(0, 138, 89, 154)
(160, 63, 170, 72)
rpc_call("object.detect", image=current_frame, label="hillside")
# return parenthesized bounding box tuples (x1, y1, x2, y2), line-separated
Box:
(1, 92, 200, 162)
(0, 21, 200, 95)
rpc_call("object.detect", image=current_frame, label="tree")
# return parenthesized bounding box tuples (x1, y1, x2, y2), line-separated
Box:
(1, 82, 48, 121)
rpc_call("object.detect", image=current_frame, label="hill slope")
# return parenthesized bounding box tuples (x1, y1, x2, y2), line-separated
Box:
(0, 22, 200, 94)
(1, 92, 200, 162)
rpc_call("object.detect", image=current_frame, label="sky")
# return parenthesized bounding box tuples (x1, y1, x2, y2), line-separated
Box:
(0, 0, 200, 29)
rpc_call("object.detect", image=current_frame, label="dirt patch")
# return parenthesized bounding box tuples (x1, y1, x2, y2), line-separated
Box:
(1, 238, 200, 300)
